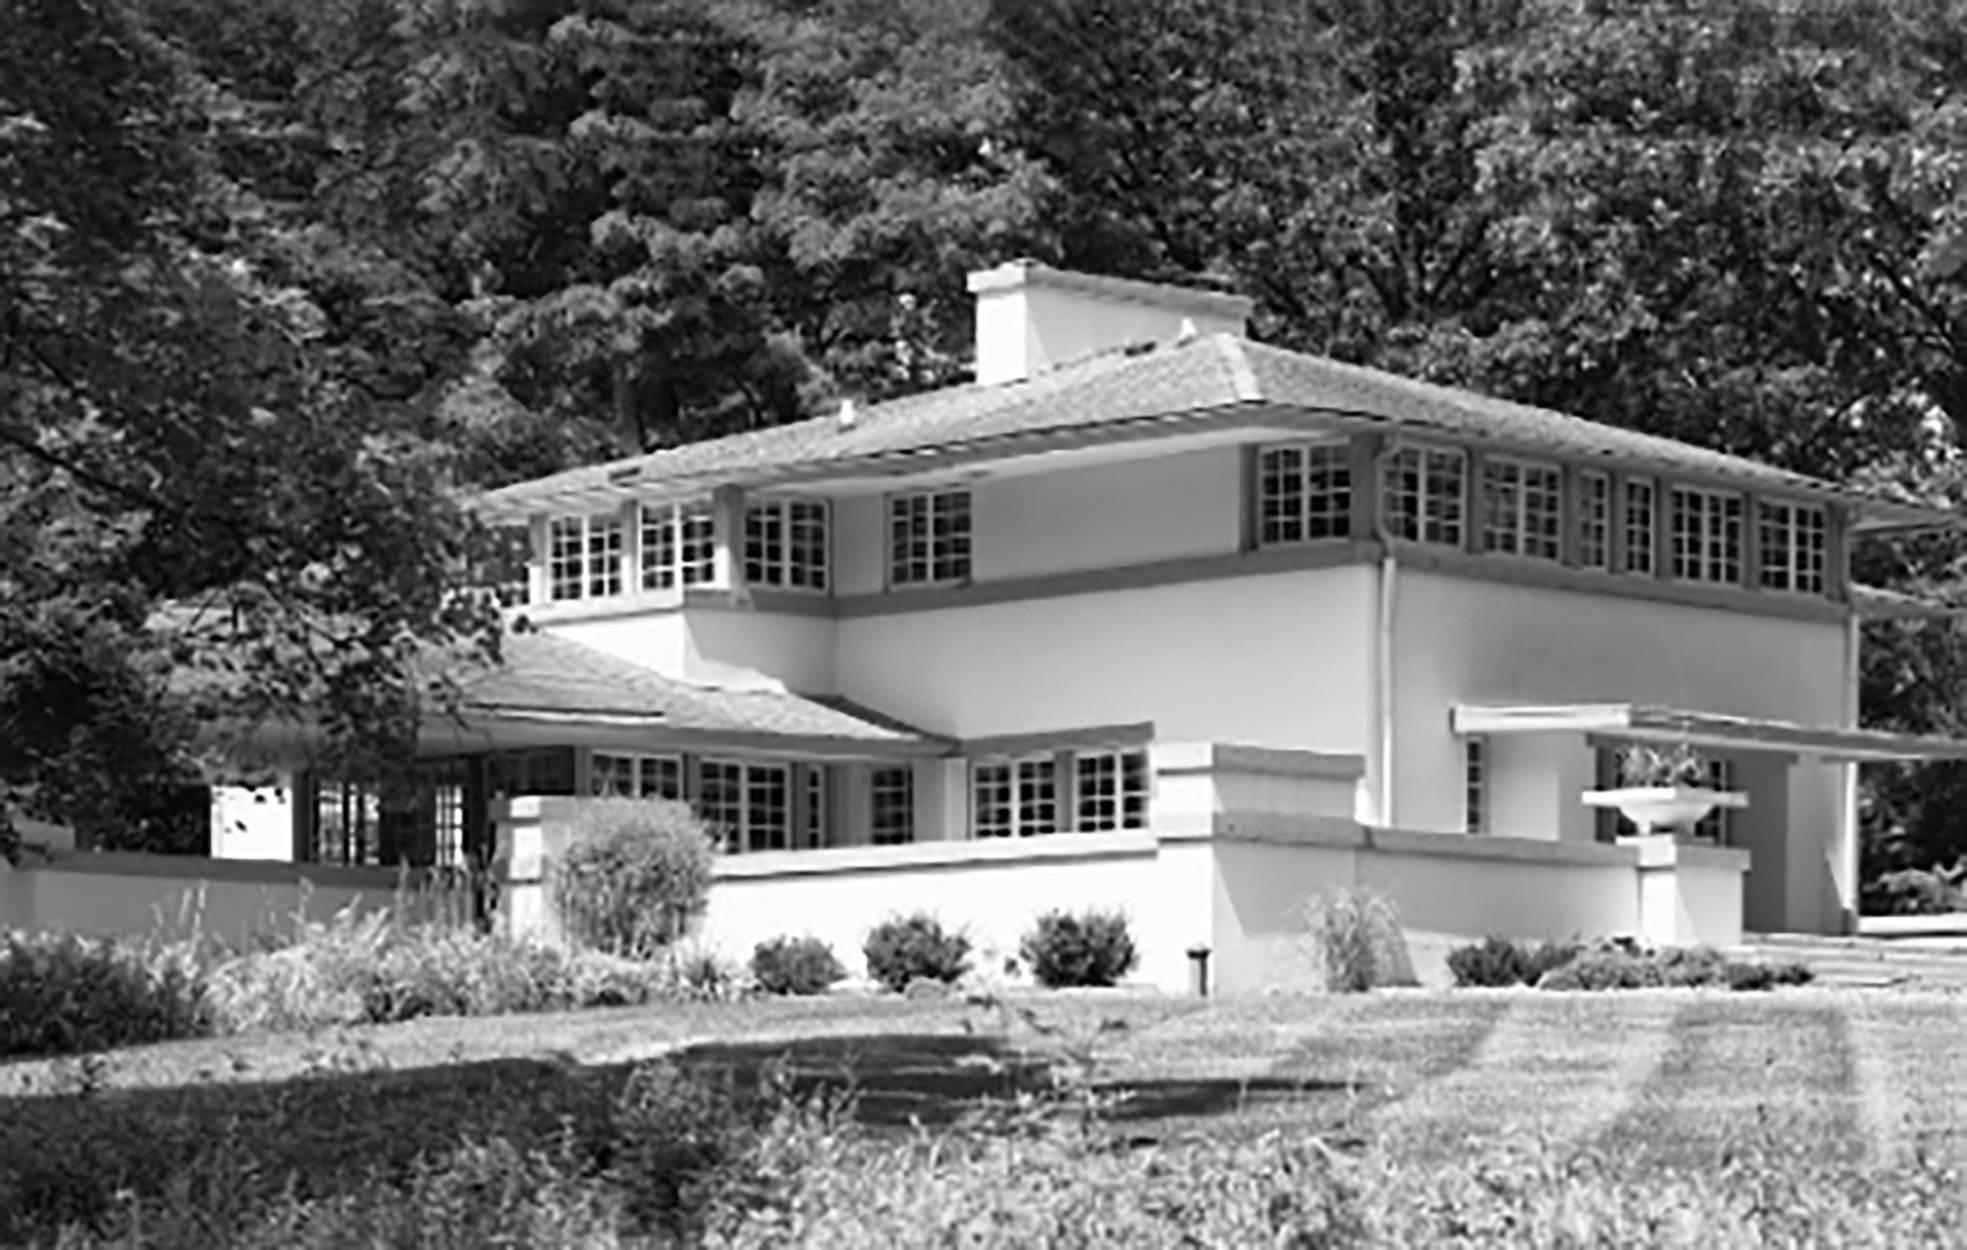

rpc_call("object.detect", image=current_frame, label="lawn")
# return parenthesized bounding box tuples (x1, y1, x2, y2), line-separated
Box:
(4, 986, 1964, 1243)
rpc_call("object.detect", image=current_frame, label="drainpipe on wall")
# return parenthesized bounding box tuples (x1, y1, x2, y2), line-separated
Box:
(1372, 439, 1404, 828)
(1840, 609, 1862, 934)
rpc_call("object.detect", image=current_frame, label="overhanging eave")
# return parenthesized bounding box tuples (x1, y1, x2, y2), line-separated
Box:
(1452, 703, 1967, 764)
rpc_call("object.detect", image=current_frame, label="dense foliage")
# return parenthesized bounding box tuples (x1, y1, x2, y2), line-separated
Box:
(1445, 934, 1584, 988)
(547, 798, 716, 959)
(749, 935, 847, 996)
(1019, 908, 1138, 988)
(0, 932, 210, 1058)
(9, 0, 1967, 880)
(862, 912, 971, 992)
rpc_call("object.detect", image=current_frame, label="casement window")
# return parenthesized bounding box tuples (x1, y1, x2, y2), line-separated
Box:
(1692, 758, 1736, 844)
(1758, 501, 1828, 595)
(696, 759, 791, 853)
(1382, 446, 1466, 547)
(1624, 478, 1657, 575)
(1074, 749, 1150, 832)
(1481, 458, 1562, 561)
(639, 502, 717, 592)
(1578, 471, 1611, 569)
(547, 514, 624, 601)
(1463, 738, 1487, 834)
(972, 755, 1059, 838)
(1257, 442, 1351, 545)
(870, 766, 915, 845)
(589, 752, 684, 801)
(889, 489, 972, 586)
(432, 776, 466, 869)
(746, 498, 829, 591)
(802, 766, 827, 849)
(1670, 486, 1744, 585)
(313, 778, 381, 866)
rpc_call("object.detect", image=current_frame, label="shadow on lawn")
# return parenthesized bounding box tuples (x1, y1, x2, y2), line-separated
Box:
(0, 1029, 1361, 1241)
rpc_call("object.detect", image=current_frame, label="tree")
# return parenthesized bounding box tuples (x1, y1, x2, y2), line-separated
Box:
(2, 0, 501, 844)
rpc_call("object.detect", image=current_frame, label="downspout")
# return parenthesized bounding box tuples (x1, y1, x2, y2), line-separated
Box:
(1840, 607, 1862, 933)
(1372, 439, 1403, 828)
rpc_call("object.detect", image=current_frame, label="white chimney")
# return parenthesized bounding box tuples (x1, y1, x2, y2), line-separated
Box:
(966, 260, 1254, 386)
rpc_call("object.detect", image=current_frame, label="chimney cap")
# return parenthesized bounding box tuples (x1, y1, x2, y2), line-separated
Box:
(966, 261, 1254, 320)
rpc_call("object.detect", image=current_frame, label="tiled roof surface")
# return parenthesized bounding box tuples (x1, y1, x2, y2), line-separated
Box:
(460, 631, 933, 744)
(480, 333, 1934, 519)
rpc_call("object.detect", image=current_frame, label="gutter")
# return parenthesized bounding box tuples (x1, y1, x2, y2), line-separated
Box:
(1372, 438, 1402, 826)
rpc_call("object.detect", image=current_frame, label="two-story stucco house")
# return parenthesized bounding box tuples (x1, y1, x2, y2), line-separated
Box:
(213, 261, 1967, 990)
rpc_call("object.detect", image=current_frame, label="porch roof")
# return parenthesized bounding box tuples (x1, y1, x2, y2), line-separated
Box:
(1451, 703, 1967, 763)
(444, 632, 948, 756)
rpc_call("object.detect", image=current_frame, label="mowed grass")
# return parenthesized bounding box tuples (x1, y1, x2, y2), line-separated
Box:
(3, 984, 1964, 1240)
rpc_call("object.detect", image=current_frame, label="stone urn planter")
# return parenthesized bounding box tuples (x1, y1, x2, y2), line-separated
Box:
(1583, 740, 1748, 836)
(1583, 785, 1748, 835)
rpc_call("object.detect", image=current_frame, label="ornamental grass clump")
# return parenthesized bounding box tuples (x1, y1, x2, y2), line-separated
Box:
(549, 798, 716, 959)
(1303, 887, 1416, 992)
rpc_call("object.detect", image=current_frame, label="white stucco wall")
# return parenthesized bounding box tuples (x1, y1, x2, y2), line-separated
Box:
(834, 565, 1377, 745)
(685, 606, 837, 693)
(973, 449, 1241, 581)
(543, 611, 688, 678)
(1394, 571, 1847, 836)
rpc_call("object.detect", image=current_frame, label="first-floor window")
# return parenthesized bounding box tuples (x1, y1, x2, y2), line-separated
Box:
(1692, 758, 1736, 844)
(1757, 500, 1828, 595)
(1481, 458, 1562, 560)
(1258, 441, 1351, 545)
(802, 766, 827, 849)
(1671, 486, 1744, 584)
(1463, 738, 1487, 834)
(696, 759, 791, 853)
(314, 778, 381, 866)
(1074, 749, 1150, 831)
(973, 755, 1059, 837)
(1382, 445, 1466, 547)
(870, 766, 914, 845)
(589, 752, 684, 801)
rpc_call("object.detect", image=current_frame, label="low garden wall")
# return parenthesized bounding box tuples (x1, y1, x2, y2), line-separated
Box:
(1, 851, 425, 947)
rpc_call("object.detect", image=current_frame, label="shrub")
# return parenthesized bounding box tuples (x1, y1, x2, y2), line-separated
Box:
(1303, 887, 1415, 993)
(1446, 936, 1530, 987)
(0, 931, 211, 1058)
(236, 1135, 620, 1249)
(1019, 909, 1139, 988)
(862, 913, 970, 992)
(1537, 949, 1665, 991)
(750, 936, 845, 996)
(549, 798, 716, 959)
(1862, 866, 1965, 916)
(610, 1059, 759, 1236)
(202, 906, 672, 1031)
(1535, 943, 1817, 993)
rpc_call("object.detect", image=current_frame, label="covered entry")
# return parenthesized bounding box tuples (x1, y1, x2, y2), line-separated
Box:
(1453, 703, 1967, 935)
